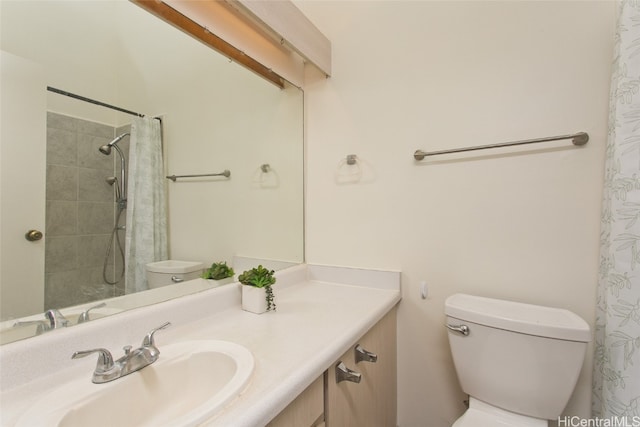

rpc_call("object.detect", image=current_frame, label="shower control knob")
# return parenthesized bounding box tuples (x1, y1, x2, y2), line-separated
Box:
(25, 229, 43, 241)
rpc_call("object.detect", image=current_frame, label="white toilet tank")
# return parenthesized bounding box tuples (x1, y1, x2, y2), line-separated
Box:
(445, 294, 591, 420)
(145, 260, 204, 289)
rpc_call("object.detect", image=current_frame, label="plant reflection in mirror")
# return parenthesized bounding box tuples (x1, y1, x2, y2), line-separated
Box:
(202, 262, 235, 280)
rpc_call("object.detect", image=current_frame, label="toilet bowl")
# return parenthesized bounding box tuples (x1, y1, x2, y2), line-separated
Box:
(445, 294, 591, 427)
(145, 260, 204, 289)
(453, 398, 548, 427)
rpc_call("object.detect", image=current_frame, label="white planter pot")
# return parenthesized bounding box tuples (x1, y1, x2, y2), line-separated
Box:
(242, 285, 268, 314)
(205, 277, 235, 287)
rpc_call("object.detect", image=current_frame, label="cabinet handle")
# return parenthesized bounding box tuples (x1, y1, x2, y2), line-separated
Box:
(355, 344, 377, 363)
(335, 361, 361, 384)
(171, 276, 184, 283)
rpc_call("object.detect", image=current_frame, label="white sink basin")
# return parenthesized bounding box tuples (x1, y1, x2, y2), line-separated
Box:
(16, 340, 254, 427)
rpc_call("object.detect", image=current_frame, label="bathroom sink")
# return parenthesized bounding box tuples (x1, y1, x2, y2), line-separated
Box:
(15, 340, 254, 427)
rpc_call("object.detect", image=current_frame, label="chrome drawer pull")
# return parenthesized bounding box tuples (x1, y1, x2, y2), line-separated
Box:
(336, 361, 361, 384)
(355, 344, 378, 363)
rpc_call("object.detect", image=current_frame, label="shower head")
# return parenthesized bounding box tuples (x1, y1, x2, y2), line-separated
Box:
(105, 176, 118, 186)
(98, 132, 129, 156)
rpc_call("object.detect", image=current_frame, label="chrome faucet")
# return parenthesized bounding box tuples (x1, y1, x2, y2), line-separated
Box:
(77, 302, 107, 323)
(72, 322, 171, 384)
(13, 308, 69, 334)
(44, 309, 69, 328)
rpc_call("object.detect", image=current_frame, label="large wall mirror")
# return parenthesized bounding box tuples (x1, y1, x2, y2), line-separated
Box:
(0, 0, 304, 344)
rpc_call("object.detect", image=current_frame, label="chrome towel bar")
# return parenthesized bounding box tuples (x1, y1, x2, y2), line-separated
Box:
(166, 170, 231, 182)
(414, 132, 589, 160)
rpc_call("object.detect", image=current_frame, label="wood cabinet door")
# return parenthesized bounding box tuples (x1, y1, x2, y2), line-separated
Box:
(326, 308, 397, 427)
(267, 376, 324, 427)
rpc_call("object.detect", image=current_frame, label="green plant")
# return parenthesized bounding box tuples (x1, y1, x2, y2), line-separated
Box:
(202, 261, 234, 280)
(238, 265, 276, 311)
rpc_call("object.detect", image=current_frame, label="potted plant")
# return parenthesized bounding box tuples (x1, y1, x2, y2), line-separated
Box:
(202, 261, 235, 286)
(238, 265, 276, 313)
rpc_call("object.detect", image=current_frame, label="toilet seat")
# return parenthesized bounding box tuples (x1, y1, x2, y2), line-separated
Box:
(452, 398, 548, 427)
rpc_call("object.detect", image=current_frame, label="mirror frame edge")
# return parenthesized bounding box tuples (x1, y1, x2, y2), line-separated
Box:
(131, 0, 285, 89)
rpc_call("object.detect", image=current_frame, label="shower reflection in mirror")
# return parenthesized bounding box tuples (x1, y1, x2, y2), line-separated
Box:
(98, 132, 129, 287)
(45, 114, 167, 308)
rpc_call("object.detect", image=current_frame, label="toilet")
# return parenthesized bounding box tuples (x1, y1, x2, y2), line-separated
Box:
(445, 293, 591, 427)
(145, 260, 204, 289)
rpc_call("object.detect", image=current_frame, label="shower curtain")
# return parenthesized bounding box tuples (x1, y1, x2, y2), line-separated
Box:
(593, 0, 640, 418)
(124, 117, 168, 293)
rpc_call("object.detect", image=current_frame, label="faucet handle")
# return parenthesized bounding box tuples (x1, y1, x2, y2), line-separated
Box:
(77, 302, 107, 323)
(72, 348, 122, 384)
(44, 309, 69, 329)
(13, 320, 49, 335)
(142, 321, 171, 347)
(71, 348, 115, 373)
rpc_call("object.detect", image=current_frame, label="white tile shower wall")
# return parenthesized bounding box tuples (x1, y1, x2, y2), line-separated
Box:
(297, 1, 615, 425)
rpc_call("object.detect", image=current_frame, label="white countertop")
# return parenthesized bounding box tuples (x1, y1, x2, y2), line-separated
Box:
(0, 264, 401, 427)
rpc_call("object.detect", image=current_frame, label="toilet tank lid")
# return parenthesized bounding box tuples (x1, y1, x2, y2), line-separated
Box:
(146, 260, 204, 274)
(445, 294, 591, 342)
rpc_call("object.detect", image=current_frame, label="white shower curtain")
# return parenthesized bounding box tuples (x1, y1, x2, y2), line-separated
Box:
(593, 0, 640, 418)
(124, 117, 168, 293)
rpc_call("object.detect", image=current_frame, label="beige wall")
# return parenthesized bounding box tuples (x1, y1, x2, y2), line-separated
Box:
(298, 1, 616, 425)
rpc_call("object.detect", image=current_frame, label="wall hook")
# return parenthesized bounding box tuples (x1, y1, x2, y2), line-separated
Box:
(346, 154, 357, 165)
(260, 164, 271, 173)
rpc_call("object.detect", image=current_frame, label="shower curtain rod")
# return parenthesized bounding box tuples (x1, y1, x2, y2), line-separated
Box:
(47, 86, 160, 120)
(413, 131, 589, 160)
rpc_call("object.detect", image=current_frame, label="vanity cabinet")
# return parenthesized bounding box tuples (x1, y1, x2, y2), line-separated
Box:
(268, 307, 397, 427)
(325, 308, 397, 427)
(267, 376, 325, 427)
